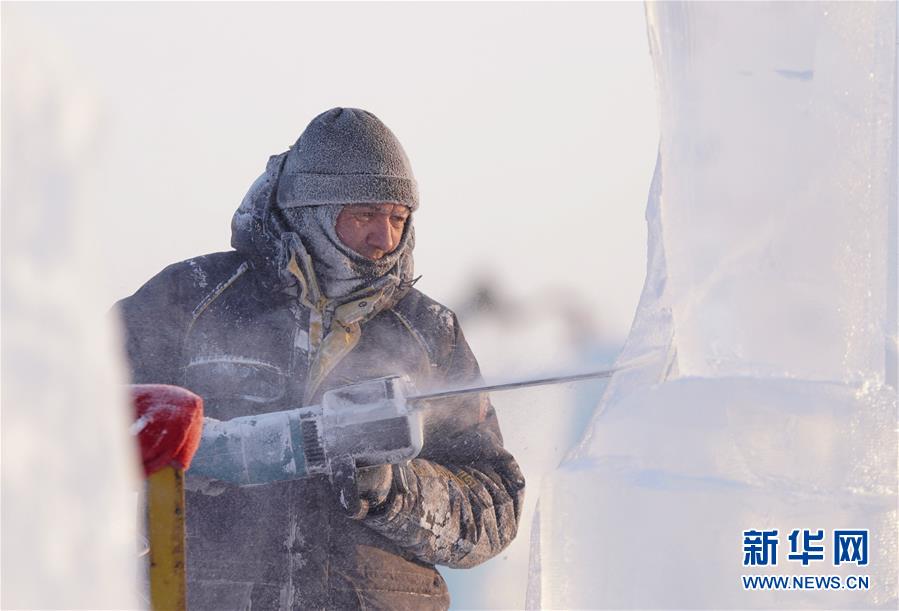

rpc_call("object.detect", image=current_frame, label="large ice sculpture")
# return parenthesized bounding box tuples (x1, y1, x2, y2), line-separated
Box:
(528, 2, 897, 608)
(1, 14, 141, 609)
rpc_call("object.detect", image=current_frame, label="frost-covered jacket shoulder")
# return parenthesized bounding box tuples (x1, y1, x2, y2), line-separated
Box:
(388, 288, 481, 384)
(114, 251, 252, 386)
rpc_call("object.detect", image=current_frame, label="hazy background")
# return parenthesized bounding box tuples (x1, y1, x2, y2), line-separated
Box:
(5, 1, 657, 338)
(3, 2, 658, 608)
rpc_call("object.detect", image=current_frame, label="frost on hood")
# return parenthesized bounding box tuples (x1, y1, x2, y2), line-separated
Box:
(230, 152, 416, 303)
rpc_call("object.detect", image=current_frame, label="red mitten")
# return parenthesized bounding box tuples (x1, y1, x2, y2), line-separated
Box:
(130, 384, 204, 476)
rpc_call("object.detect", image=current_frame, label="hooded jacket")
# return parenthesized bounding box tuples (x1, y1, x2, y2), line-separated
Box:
(116, 154, 525, 610)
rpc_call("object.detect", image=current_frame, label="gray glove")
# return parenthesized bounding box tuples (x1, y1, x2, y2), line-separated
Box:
(332, 461, 406, 519)
(357, 465, 393, 508)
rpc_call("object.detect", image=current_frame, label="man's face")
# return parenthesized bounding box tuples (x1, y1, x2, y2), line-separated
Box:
(335, 203, 410, 261)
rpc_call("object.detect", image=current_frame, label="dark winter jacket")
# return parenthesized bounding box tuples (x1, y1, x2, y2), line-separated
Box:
(115, 156, 525, 610)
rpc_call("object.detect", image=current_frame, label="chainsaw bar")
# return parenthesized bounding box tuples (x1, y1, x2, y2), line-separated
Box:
(407, 352, 659, 404)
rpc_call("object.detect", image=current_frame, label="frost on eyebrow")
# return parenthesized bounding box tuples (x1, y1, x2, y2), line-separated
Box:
(347, 203, 410, 217)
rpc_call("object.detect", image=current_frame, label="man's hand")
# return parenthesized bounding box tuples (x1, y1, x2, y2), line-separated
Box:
(131, 384, 204, 476)
(357, 465, 393, 508)
(332, 462, 394, 519)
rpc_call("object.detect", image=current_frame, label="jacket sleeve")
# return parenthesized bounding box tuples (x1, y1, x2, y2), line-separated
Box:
(363, 314, 526, 569)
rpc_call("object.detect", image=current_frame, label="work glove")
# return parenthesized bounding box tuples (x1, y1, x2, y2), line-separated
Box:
(357, 465, 394, 507)
(130, 384, 204, 476)
(332, 462, 399, 519)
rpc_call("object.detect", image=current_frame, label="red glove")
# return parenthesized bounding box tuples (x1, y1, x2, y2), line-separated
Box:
(130, 384, 204, 476)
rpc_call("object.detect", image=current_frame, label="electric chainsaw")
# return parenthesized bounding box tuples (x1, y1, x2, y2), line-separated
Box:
(188, 358, 647, 488)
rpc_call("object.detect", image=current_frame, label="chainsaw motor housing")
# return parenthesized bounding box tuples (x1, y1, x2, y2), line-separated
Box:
(188, 375, 423, 487)
(320, 374, 423, 468)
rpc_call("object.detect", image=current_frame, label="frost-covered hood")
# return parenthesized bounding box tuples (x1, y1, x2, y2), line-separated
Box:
(230, 153, 416, 311)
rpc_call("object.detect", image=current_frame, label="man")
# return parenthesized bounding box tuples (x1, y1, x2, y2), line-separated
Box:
(116, 107, 525, 610)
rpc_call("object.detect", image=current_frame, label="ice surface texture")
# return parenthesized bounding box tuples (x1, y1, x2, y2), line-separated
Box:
(529, 2, 897, 608)
(637, 1, 896, 384)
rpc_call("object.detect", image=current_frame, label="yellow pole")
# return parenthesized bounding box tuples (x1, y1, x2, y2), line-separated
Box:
(147, 466, 187, 611)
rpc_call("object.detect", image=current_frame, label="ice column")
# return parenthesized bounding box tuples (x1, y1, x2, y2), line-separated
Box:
(1, 14, 141, 609)
(528, 2, 897, 608)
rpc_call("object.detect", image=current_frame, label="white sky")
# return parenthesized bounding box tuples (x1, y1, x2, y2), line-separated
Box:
(5, 1, 659, 342)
